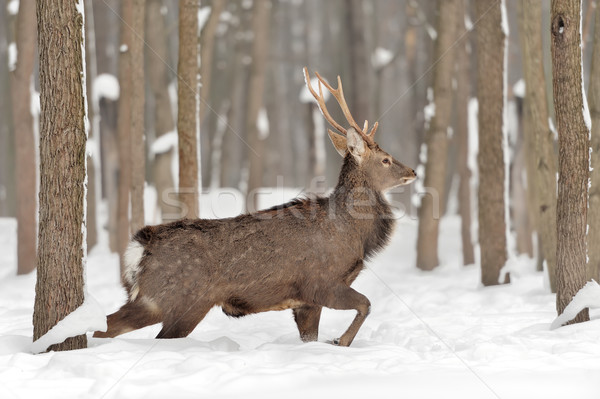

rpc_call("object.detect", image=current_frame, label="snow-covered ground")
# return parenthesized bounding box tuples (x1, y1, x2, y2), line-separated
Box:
(1, 204, 600, 398)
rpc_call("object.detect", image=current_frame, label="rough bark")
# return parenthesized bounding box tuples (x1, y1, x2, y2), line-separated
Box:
(117, 0, 133, 261)
(416, 0, 459, 271)
(517, 0, 559, 291)
(587, 3, 600, 284)
(246, 0, 271, 209)
(33, 0, 88, 351)
(10, 0, 37, 275)
(129, 0, 146, 233)
(177, 0, 200, 219)
(455, 0, 475, 266)
(475, 0, 509, 286)
(551, 0, 591, 324)
(146, 0, 178, 221)
(199, 0, 225, 188)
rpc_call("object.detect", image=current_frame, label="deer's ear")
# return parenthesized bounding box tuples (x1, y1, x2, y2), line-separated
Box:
(346, 127, 366, 162)
(328, 129, 348, 157)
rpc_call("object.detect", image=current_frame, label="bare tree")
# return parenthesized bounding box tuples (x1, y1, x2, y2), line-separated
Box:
(33, 0, 88, 351)
(146, 0, 177, 221)
(199, 0, 225, 188)
(177, 0, 200, 219)
(84, 0, 98, 250)
(117, 0, 133, 261)
(10, 0, 37, 275)
(130, 0, 146, 233)
(475, 0, 509, 286)
(454, 0, 475, 266)
(416, 0, 459, 271)
(551, 0, 590, 324)
(587, 2, 600, 284)
(246, 0, 271, 207)
(517, 0, 558, 291)
(344, 0, 369, 124)
(0, 0, 16, 218)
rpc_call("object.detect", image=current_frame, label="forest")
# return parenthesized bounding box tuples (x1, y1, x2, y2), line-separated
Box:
(1, 0, 600, 398)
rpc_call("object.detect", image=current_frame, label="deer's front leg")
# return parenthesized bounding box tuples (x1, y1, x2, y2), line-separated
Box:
(317, 284, 371, 347)
(293, 305, 322, 342)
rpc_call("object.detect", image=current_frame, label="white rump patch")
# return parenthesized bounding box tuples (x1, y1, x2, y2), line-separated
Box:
(123, 241, 144, 297)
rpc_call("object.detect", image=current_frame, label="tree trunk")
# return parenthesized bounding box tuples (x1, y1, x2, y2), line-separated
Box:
(455, 0, 475, 266)
(199, 0, 225, 189)
(93, 0, 120, 253)
(475, 0, 509, 286)
(246, 0, 271, 210)
(84, 0, 98, 251)
(33, 0, 88, 351)
(146, 0, 178, 221)
(117, 0, 133, 262)
(0, 0, 16, 218)
(129, 0, 146, 233)
(344, 0, 369, 125)
(586, 2, 600, 284)
(517, 0, 559, 291)
(416, 0, 459, 271)
(10, 0, 37, 275)
(551, 0, 590, 324)
(177, 0, 200, 219)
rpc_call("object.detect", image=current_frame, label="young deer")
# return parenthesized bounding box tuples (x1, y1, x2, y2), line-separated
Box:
(94, 68, 416, 346)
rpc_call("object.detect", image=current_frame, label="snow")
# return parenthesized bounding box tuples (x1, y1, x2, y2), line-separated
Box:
(7, 42, 16, 72)
(512, 79, 525, 98)
(3, 202, 600, 397)
(299, 77, 330, 104)
(198, 6, 212, 33)
(92, 74, 120, 101)
(464, 14, 473, 31)
(150, 130, 177, 155)
(371, 47, 394, 70)
(423, 87, 435, 130)
(257, 107, 269, 140)
(6, 0, 18, 15)
(425, 23, 437, 40)
(551, 280, 600, 329)
(31, 296, 107, 354)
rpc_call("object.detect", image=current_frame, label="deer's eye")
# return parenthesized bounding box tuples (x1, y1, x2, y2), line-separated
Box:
(382, 158, 391, 165)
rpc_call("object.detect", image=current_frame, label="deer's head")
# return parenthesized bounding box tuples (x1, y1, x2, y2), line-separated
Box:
(304, 67, 417, 193)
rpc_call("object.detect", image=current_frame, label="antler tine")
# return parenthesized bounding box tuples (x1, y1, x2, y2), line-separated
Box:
(368, 121, 379, 138)
(314, 72, 364, 135)
(303, 67, 346, 136)
(363, 120, 369, 133)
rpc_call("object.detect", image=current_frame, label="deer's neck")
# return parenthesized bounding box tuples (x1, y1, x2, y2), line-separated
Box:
(331, 156, 395, 259)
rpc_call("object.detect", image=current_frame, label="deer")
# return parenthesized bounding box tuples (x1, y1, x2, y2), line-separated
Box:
(93, 67, 416, 347)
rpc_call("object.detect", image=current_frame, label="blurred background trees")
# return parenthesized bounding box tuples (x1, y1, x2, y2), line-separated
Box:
(1, 0, 599, 322)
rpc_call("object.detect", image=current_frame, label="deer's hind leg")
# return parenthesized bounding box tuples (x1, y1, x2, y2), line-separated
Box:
(93, 298, 163, 338)
(156, 304, 211, 339)
(293, 305, 322, 342)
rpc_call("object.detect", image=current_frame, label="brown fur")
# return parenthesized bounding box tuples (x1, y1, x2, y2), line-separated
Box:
(94, 141, 416, 346)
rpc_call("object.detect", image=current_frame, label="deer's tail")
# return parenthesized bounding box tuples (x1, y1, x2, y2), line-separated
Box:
(122, 226, 153, 301)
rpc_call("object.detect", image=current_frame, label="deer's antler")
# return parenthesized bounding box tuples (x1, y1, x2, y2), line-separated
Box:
(303, 67, 378, 147)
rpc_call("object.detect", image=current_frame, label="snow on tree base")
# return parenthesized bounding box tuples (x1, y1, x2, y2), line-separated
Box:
(31, 295, 107, 354)
(551, 280, 600, 329)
